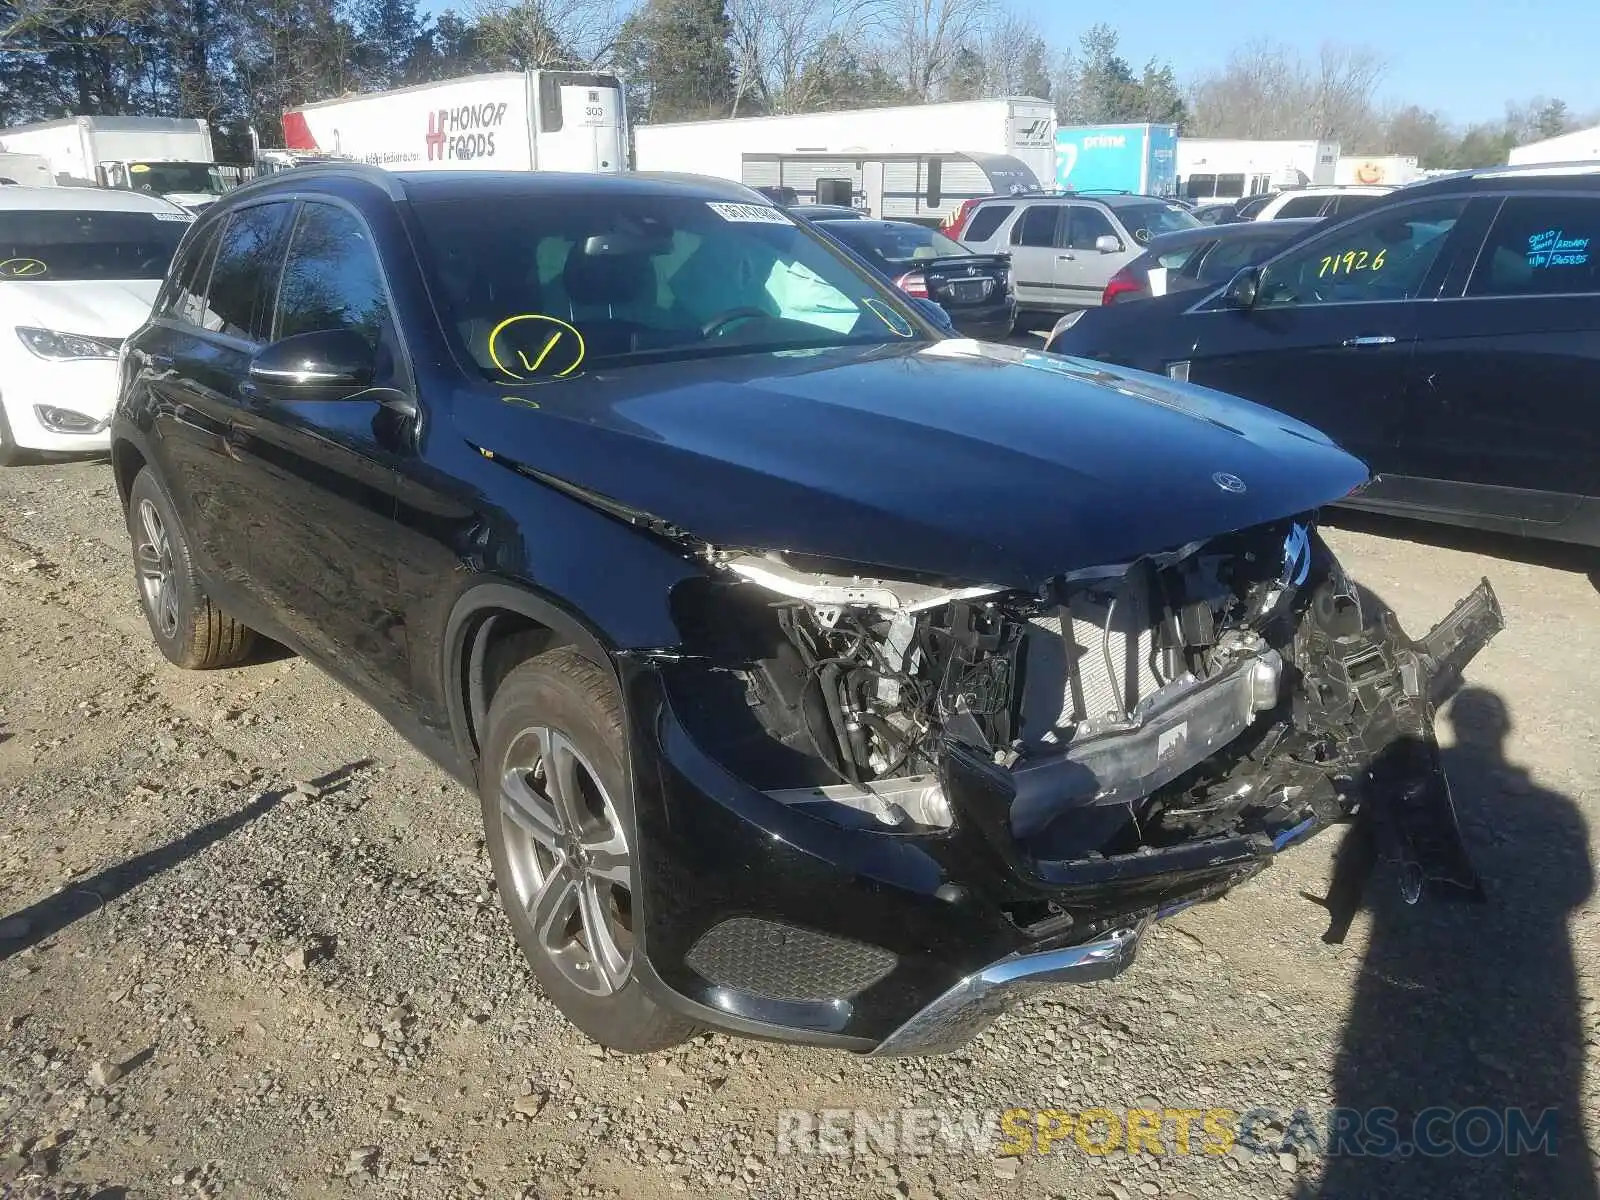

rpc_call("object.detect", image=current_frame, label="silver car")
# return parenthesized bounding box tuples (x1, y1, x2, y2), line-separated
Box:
(956, 193, 1200, 314)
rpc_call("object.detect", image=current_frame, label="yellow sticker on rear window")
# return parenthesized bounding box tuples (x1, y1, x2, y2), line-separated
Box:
(130, 163, 150, 173)
(0, 257, 47, 278)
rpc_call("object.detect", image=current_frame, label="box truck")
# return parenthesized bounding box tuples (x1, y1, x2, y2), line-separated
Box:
(1175, 138, 1339, 201)
(1334, 154, 1423, 186)
(281, 71, 627, 174)
(0, 117, 221, 209)
(1054, 124, 1179, 196)
(634, 98, 1057, 196)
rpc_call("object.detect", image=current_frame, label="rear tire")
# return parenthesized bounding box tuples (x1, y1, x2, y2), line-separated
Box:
(480, 647, 698, 1053)
(126, 467, 256, 669)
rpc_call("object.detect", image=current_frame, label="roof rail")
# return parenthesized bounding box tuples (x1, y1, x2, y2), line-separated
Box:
(226, 159, 408, 202)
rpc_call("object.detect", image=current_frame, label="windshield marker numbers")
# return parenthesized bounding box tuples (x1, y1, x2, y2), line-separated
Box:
(487, 314, 586, 381)
(707, 202, 794, 225)
(1318, 248, 1385, 278)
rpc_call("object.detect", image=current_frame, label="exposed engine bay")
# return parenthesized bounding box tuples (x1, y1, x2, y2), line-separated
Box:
(668, 516, 1501, 918)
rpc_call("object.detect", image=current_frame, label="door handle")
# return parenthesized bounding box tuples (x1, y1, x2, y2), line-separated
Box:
(1056, 253, 1075, 261)
(134, 349, 174, 370)
(1342, 335, 1397, 347)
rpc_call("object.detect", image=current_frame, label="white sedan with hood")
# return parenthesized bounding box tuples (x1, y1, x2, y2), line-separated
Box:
(0, 186, 191, 463)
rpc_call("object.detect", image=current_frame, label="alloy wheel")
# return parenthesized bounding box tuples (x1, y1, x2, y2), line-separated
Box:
(135, 498, 179, 639)
(498, 725, 634, 996)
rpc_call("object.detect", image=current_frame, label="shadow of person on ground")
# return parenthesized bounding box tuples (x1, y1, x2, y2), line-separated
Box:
(0, 759, 374, 961)
(1313, 686, 1596, 1198)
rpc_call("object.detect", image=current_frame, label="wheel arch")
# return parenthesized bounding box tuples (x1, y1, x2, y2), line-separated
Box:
(111, 437, 148, 511)
(442, 581, 625, 779)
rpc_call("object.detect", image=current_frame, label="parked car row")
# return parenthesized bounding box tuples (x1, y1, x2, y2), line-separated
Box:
(1047, 163, 1600, 548)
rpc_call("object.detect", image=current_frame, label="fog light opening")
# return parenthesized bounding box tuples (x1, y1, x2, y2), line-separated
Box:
(33, 405, 103, 434)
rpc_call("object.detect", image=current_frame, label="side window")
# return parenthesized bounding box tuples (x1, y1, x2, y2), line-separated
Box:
(1011, 204, 1060, 248)
(1467, 195, 1600, 298)
(1327, 194, 1382, 218)
(207, 203, 293, 340)
(1184, 174, 1217, 200)
(1066, 206, 1117, 251)
(963, 204, 1012, 243)
(274, 203, 392, 346)
(1273, 194, 1329, 219)
(159, 225, 220, 325)
(1215, 173, 1246, 199)
(1196, 235, 1275, 283)
(1257, 198, 1469, 308)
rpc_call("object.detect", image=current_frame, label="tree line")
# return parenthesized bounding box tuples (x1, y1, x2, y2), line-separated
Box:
(1, 0, 1590, 168)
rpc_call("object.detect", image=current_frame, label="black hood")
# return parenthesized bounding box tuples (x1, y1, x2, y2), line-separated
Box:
(454, 340, 1369, 590)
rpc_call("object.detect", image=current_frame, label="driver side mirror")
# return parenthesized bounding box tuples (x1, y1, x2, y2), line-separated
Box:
(1223, 266, 1260, 310)
(1094, 234, 1124, 254)
(907, 296, 956, 334)
(247, 328, 375, 402)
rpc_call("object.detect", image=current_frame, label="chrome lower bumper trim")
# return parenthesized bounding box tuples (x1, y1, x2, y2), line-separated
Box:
(870, 921, 1148, 1056)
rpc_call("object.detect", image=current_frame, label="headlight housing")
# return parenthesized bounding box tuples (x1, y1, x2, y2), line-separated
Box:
(16, 327, 121, 361)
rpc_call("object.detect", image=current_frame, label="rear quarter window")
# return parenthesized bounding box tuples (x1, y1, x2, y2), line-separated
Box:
(963, 204, 1014, 243)
(1467, 195, 1600, 297)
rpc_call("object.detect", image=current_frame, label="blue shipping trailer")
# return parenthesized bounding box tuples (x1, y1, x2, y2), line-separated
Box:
(1054, 124, 1178, 196)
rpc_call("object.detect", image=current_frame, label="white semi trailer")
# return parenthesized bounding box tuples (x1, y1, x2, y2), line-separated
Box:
(281, 71, 628, 174)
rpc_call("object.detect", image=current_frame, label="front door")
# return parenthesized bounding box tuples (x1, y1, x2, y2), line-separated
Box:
(1401, 191, 1600, 527)
(227, 199, 417, 709)
(1182, 196, 1472, 477)
(143, 200, 295, 590)
(1055, 203, 1127, 308)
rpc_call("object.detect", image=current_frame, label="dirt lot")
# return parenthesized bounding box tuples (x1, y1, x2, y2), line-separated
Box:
(1, 458, 1597, 1200)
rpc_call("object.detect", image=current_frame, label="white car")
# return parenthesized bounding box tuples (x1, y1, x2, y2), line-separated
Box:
(0, 186, 191, 463)
(1249, 185, 1393, 222)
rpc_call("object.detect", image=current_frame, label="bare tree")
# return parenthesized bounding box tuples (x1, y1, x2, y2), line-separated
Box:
(875, 0, 993, 101)
(1188, 38, 1388, 145)
(465, 0, 625, 70)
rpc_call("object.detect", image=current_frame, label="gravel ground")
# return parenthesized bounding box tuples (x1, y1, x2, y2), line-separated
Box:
(1, 458, 1597, 1200)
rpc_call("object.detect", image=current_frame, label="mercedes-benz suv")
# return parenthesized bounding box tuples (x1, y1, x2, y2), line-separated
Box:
(110, 166, 1500, 1055)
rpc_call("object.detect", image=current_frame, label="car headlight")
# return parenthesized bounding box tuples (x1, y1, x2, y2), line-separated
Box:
(16, 326, 121, 361)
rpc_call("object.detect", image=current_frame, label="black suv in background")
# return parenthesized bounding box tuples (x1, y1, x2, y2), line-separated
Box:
(1048, 164, 1600, 548)
(110, 167, 1498, 1056)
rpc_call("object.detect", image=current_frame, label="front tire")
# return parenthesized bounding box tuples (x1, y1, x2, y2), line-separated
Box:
(480, 648, 697, 1053)
(126, 468, 256, 669)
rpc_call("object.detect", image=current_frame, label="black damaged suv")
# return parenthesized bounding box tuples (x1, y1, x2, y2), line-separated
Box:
(111, 166, 1501, 1055)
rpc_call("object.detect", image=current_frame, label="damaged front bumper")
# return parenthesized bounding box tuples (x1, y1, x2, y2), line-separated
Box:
(623, 577, 1504, 1054)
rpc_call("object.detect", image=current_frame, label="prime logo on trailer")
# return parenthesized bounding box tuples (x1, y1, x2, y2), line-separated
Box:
(425, 102, 510, 162)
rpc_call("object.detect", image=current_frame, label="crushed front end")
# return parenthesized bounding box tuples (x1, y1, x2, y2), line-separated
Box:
(623, 520, 1502, 1054)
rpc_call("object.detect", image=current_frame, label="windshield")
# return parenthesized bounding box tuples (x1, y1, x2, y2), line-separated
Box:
(412, 193, 933, 380)
(0, 209, 189, 280)
(1115, 201, 1201, 245)
(128, 162, 225, 196)
(830, 222, 971, 265)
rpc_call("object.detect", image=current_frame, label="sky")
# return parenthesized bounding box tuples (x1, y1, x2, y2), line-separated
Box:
(1022, 0, 1600, 127)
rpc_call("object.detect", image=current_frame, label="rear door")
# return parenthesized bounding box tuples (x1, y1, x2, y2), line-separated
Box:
(1007, 202, 1064, 308)
(1400, 191, 1600, 528)
(1179, 195, 1472, 475)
